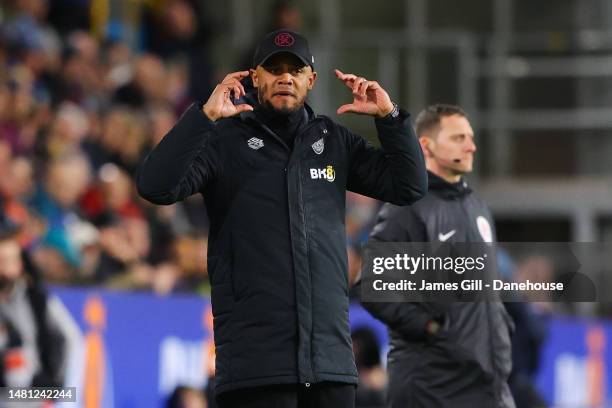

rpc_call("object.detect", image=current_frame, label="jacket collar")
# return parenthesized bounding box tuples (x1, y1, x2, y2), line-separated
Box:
(427, 170, 472, 199)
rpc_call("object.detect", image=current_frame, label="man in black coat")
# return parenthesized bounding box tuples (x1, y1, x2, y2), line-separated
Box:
(363, 104, 516, 408)
(137, 29, 427, 408)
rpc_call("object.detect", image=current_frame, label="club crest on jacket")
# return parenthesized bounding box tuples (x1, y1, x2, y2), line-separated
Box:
(312, 138, 324, 154)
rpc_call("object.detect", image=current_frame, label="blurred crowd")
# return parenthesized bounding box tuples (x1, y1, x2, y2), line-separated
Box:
(0, 0, 216, 296)
(0, 0, 380, 297)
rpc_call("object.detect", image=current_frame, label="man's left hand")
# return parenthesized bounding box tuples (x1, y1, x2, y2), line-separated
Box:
(334, 69, 394, 118)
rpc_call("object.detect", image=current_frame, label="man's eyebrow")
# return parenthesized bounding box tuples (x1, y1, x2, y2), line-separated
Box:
(450, 132, 475, 138)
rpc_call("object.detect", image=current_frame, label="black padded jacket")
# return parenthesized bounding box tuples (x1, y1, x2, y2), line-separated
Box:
(364, 172, 515, 408)
(137, 102, 427, 394)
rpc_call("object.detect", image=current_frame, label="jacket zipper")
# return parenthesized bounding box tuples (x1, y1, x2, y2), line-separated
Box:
(459, 199, 501, 403)
(258, 122, 291, 152)
(293, 124, 319, 385)
(278, 118, 321, 384)
(295, 161, 316, 384)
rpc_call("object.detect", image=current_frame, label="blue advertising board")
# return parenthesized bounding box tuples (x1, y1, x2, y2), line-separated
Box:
(53, 287, 213, 408)
(52, 287, 611, 407)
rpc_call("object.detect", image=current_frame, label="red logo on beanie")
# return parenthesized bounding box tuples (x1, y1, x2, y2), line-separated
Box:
(275, 32, 295, 47)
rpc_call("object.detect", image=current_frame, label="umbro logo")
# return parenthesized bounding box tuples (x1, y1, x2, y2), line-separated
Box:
(438, 230, 456, 242)
(247, 137, 264, 150)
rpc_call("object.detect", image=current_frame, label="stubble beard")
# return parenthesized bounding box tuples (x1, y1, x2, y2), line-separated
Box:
(258, 84, 305, 115)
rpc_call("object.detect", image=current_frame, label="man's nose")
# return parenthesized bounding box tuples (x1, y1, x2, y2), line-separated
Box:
(277, 72, 294, 84)
(466, 138, 477, 153)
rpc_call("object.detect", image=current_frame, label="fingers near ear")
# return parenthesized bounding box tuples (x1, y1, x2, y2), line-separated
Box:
(335, 69, 358, 85)
(336, 104, 355, 115)
(360, 80, 374, 96)
(361, 82, 370, 96)
(229, 70, 251, 79)
(235, 104, 254, 113)
(354, 78, 365, 95)
(236, 80, 246, 95)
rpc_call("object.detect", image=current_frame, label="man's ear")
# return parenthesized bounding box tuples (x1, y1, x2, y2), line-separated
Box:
(250, 68, 258, 87)
(419, 136, 433, 158)
(307, 70, 317, 90)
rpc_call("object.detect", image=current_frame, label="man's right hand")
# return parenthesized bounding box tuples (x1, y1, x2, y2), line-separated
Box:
(202, 71, 254, 122)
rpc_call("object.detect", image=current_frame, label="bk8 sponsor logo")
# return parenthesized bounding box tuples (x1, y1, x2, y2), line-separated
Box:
(309, 165, 335, 182)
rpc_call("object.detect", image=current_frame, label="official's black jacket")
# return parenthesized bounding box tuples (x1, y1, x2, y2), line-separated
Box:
(136, 102, 427, 394)
(364, 172, 515, 408)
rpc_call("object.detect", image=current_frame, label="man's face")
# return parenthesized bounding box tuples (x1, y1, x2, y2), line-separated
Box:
(251, 53, 316, 114)
(0, 239, 23, 285)
(422, 114, 476, 175)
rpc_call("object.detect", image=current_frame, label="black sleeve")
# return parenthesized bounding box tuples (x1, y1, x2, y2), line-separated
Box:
(136, 103, 221, 205)
(344, 109, 427, 206)
(361, 203, 442, 341)
(370, 202, 427, 243)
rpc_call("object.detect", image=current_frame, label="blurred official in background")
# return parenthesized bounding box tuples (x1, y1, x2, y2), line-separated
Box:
(137, 29, 427, 408)
(363, 104, 516, 408)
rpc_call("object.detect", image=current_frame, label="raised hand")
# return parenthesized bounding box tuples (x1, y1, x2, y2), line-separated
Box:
(202, 71, 254, 121)
(334, 69, 395, 118)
